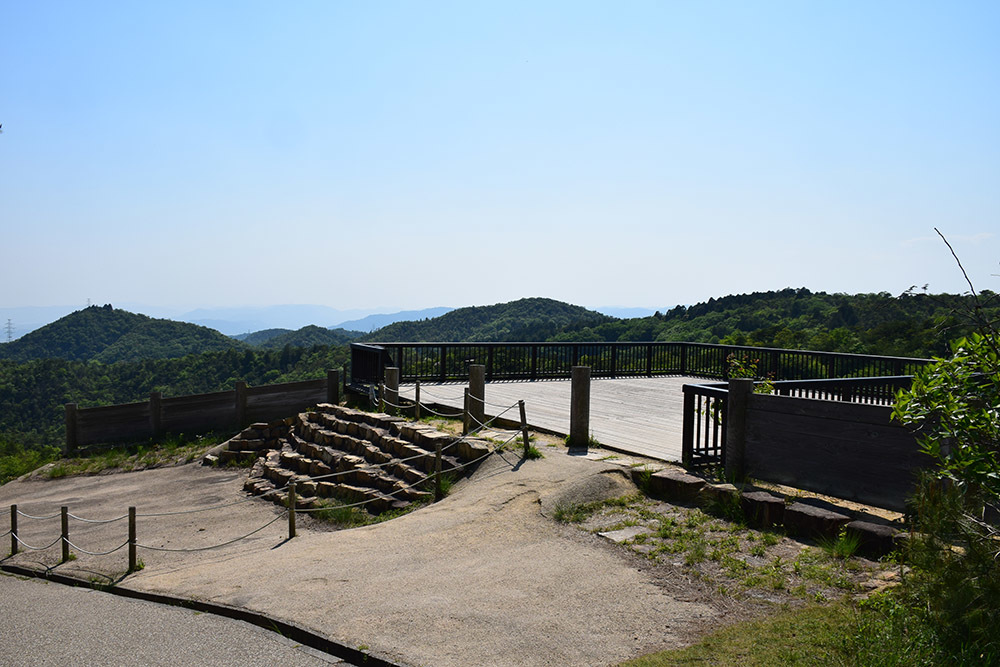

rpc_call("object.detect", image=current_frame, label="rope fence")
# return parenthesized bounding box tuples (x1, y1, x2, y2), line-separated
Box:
(4, 392, 536, 578)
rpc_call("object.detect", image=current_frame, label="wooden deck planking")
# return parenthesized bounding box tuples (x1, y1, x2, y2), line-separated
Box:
(399, 376, 703, 462)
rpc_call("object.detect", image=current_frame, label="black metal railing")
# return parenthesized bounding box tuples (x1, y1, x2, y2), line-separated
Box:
(350, 341, 930, 387)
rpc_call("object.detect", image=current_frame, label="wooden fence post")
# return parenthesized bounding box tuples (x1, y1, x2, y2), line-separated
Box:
(681, 389, 695, 467)
(569, 366, 591, 449)
(469, 364, 485, 429)
(149, 392, 162, 439)
(65, 403, 78, 454)
(725, 379, 753, 481)
(235, 382, 247, 429)
(414, 380, 421, 420)
(10, 505, 17, 556)
(434, 443, 443, 501)
(288, 483, 297, 539)
(60, 506, 69, 563)
(463, 389, 471, 435)
(327, 368, 341, 405)
(519, 400, 530, 457)
(128, 506, 137, 572)
(384, 367, 399, 415)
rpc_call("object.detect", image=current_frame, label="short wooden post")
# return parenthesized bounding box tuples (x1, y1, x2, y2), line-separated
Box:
(681, 390, 695, 467)
(10, 505, 17, 556)
(326, 368, 341, 405)
(725, 379, 753, 481)
(463, 389, 471, 435)
(127, 506, 137, 572)
(235, 381, 248, 429)
(60, 506, 69, 563)
(414, 380, 421, 420)
(519, 400, 530, 457)
(288, 483, 297, 539)
(569, 366, 591, 449)
(434, 443, 443, 501)
(379, 383, 386, 413)
(384, 367, 399, 415)
(468, 364, 485, 429)
(149, 391, 162, 438)
(65, 403, 78, 454)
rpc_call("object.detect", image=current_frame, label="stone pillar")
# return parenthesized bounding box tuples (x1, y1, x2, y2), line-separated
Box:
(725, 378, 753, 481)
(384, 367, 399, 414)
(468, 364, 485, 429)
(569, 366, 591, 449)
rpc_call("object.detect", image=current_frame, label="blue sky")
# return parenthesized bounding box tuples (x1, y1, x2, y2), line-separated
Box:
(2, 1, 998, 314)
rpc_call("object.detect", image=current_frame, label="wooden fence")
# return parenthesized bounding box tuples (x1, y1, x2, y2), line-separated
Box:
(65, 370, 342, 452)
(351, 341, 930, 386)
(684, 378, 926, 512)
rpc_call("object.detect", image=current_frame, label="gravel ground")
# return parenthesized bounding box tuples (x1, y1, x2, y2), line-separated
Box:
(0, 446, 733, 667)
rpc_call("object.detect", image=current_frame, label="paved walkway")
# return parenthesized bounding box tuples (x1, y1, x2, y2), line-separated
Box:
(0, 573, 342, 666)
(400, 375, 703, 461)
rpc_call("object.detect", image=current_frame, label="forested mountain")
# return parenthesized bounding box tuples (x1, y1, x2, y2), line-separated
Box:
(549, 288, 997, 358)
(0, 305, 248, 363)
(362, 298, 611, 342)
(250, 326, 363, 349)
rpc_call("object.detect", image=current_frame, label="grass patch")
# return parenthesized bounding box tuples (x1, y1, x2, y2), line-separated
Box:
(44, 433, 225, 479)
(523, 445, 544, 460)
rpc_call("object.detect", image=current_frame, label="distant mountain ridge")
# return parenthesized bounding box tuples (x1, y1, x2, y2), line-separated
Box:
(362, 297, 611, 342)
(0, 305, 248, 363)
(336, 307, 454, 333)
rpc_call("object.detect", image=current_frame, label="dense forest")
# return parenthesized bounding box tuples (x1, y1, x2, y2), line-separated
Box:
(360, 297, 611, 342)
(1, 290, 996, 459)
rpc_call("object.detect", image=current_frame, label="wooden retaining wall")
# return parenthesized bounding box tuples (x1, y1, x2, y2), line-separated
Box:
(737, 388, 927, 513)
(65, 370, 342, 451)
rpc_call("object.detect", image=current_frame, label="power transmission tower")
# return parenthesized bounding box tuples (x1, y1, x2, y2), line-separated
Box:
(4, 319, 13, 343)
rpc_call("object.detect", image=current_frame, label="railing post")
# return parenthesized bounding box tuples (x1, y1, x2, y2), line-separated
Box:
(327, 368, 341, 405)
(531, 345, 538, 381)
(65, 403, 78, 455)
(468, 364, 485, 429)
(569, 366, 591, 449)
(725, 379, 753, 481)
(439, 345, 447, 383)
(434, 443, 443, 501)
(149, 391, 162, 439)
(128, 507, 137, 573)
(646, 344, 653, 376)
(610, 345, 618, 378)
(681, 390, 695, 467)
(384, 367, 399, 415)
(519, 400, 530, 457)
(680, 344, 688, 375)
(235, 381, 247, 429)
(10, 504, 17, 556)
(60, 506, 69, 563)
(487, 345, 495, 382)
(288, 483, 297, 539)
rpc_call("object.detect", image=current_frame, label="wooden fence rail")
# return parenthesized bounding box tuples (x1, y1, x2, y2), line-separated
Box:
(65, 370, 342, 452)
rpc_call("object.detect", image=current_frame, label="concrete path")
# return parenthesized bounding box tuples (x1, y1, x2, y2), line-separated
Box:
(0, 572, 342, 666)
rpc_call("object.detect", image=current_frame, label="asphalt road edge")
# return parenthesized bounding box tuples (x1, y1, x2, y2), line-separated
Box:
(0, 562, 410, 667)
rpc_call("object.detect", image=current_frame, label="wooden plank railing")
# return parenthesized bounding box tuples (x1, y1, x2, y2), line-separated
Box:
(350, 341, 930, 387)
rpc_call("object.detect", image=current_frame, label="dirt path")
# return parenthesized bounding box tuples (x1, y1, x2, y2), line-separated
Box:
(1, 448, 727, 666)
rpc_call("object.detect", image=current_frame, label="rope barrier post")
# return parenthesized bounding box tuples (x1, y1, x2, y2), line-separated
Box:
(379, 383, 386, 414)
(288, 483, 297, 539)
(128, 507, 137, 573)
(60, 506, 69, 563)
(469, 364, 485, 429)
(414, 380, 421, 420)
(519, 400, 530, 458)
(384, 367, 399, 416)
(434, 443, 443, 502)
(463, 389, 471, 435)
(10, 505, 17, 556)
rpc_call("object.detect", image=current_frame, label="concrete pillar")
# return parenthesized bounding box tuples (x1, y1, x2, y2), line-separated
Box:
(384, 367, 400, 414)
(469, 364, 485, 428)
(569, 366, 591, 449)
(725, 378, 753, 481)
